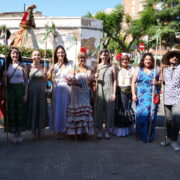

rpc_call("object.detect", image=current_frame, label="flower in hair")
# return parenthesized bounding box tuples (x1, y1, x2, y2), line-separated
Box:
(116, 53, 123, 61)
(80, 47, 87, 53)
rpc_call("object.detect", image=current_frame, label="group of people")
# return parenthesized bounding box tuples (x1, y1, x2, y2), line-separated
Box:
(0, 45, 179, 151)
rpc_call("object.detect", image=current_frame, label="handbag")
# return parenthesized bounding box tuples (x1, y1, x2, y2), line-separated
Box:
(154, 93, 160, 104)
(153, 67, 160, 105)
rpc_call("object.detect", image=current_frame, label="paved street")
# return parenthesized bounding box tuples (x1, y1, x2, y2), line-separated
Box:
(0, 129, 180, 180)
(0, 105, 180, 180)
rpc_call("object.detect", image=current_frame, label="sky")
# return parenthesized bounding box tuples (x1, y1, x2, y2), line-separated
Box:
(0, 0, 122, 17)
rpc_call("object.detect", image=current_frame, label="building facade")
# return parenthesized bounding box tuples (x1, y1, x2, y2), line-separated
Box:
(0, 12, 103, 66)
(122, 0, 145, 19)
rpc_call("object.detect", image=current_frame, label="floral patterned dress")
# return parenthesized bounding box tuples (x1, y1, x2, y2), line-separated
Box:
(136, 68, 159, 142)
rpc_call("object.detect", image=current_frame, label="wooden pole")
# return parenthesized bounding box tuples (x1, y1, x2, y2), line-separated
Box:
(93, 51, 100, 137)
(160, 67, 168, 144)
(44, 40, 47, 72)
(159, 36, 168, 144)
(73, 36, 78, 142)
(4, 26, 9, 142)
(93, 39, 103, 137)
(147, 37, 158, 143)
(24, 4, 26, 12)
(51, 31, 55, 135)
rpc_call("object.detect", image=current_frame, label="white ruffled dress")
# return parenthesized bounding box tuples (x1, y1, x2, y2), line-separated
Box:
(66, 70, 94, 136)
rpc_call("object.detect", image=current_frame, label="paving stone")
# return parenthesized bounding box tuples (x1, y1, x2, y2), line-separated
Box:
(0, 127, 180, 180)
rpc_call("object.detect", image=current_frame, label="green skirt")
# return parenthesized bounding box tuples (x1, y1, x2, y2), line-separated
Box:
(4, 83, 27, 133)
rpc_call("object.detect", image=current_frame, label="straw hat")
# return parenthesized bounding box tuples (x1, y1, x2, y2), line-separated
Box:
(162, 46, 180, 65)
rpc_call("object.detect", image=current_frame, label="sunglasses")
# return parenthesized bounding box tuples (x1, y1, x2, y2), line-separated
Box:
(169, 53, 180, 59)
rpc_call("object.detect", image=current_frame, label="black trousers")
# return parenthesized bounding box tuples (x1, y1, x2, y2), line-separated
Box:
(164, 104, 180, 141)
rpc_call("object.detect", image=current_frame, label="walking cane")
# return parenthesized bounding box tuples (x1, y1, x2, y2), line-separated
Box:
(147, 37, 158, 143)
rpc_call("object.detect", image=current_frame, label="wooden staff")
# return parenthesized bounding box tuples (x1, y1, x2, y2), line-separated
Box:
(43, 40, 47, 72)
(158, 35, 168, 144)
(3, 26, 9, 142)
(147, 37, 158, 143)
(93, 38, 103, 136)
(51, 30, 56, 135)
(93, 51, 100, 136)
(72, 35, 78, 141)
(41, 40, 47, 137)
(160, 64, 168, 144)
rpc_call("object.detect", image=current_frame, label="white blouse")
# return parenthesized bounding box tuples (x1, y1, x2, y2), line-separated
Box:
(54, 61, 73, 86)
(118, 66, 134, 87)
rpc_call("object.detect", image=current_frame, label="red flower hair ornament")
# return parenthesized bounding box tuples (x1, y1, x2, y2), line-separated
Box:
(80, 47, 87, 53)
(116, 53, 123, 61)
(116, 52, 131, 61)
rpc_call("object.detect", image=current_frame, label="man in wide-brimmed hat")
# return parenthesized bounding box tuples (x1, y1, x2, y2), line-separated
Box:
(160, 48, 180, 151)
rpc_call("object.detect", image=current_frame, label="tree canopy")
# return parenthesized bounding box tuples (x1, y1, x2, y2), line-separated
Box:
(85, 4, 156, 53)
(85, 0, 179, 53)
(143, 0, 180, 47)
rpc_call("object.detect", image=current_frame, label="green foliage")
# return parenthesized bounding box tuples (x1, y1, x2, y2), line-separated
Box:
(0, 25, 6, 32)
(84, 11, 93, 18)
(0, 45, 9, 55)
(85, 0, 179, 52)
(88, 3, 158, 52)
(93, 5, 130, 52)
(108, 38, 124, 53)
(95, 5, 123, 36)
(0, 45, 52, 58)
(144, 0, 180, 47)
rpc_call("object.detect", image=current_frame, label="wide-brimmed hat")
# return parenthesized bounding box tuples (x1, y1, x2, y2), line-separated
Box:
(162, 47, 180, 65)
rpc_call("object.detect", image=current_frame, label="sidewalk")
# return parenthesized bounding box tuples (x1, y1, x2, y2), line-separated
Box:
(0, 102, 179, 180)
(0, 126, 179, 180)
